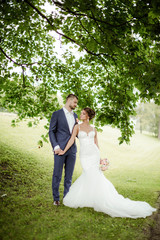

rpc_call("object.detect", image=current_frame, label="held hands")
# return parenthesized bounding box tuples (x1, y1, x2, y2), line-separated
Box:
(58, 149, 65, 155)
(54, 148, 62, 155)
(54, 148, 65, 155)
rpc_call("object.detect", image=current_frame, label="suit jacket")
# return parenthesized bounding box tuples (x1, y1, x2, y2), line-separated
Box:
(49, 108, 78, 153)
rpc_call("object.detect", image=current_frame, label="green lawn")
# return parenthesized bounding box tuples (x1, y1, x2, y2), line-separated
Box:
(0, 113, 160, 240)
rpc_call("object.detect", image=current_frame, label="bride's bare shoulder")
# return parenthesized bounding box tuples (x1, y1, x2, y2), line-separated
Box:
(74, 124, 80, 132)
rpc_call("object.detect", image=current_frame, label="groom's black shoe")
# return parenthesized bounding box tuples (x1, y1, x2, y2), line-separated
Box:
(53, 201, 60, 206)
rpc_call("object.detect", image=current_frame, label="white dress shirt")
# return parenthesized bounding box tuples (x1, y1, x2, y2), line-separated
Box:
(54, 107, 75, 151)
(63, 107, 75, 133)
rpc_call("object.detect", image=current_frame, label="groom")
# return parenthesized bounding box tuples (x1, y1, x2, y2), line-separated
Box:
(49, 94, 78, 206)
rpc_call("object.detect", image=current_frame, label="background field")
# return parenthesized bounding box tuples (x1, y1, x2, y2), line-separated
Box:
(0, 113, 160, 240)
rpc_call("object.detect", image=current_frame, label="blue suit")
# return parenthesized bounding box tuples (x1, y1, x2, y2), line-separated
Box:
(49, 108, 78, 201)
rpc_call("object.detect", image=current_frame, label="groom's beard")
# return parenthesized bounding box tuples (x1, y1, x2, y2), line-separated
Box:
(69, 105, 77, 110)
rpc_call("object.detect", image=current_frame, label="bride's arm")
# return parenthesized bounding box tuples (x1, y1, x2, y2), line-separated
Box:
(58, 124, 79, 155)
(94, 129, 108, 164)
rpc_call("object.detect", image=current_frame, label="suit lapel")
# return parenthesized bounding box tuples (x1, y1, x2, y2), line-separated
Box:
(73, 112, 77, 125)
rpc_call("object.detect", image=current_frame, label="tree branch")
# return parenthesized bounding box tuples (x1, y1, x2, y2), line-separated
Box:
(24, 0, 115, 60)
(90, 9, 105, 35)
(52, 0, 142, 28)
(0, 46, 42, 66)
(0, 0, 118, 65)
(24, 0, 80, 46)
(78, 18, 101, 45)
(0, 47, 22, 66)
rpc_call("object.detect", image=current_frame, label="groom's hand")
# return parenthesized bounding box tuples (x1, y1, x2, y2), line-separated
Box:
(54, 148, 62, 155)
(58, 150, 65, 155)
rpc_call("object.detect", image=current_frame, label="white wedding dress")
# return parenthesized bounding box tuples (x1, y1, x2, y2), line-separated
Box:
(63, 129, 156, 218)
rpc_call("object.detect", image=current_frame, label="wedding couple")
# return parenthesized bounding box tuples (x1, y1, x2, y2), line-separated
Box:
(49, 94, 156, 218)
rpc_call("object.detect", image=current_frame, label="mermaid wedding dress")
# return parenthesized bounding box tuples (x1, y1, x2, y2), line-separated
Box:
(63, 129, 156, 218)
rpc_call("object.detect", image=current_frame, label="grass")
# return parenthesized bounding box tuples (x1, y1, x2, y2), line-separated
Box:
(0, 112, 160, 240)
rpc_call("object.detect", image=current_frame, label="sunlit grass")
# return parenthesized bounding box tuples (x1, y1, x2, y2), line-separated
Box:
(0, 112, 160, 240)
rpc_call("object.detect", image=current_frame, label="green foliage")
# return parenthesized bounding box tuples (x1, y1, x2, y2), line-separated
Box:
(37, 139, 43, 147)
(0, 0, 160, 143)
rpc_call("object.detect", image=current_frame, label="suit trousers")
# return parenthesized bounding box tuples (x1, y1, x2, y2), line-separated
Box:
(52, 150, 76, 201)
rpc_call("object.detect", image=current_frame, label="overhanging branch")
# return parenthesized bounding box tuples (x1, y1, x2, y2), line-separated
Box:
(23, 0, 115, 60)
(0, 47, 22, 66)
(52, 0, 139, 27)
(0, 46, 42, 66)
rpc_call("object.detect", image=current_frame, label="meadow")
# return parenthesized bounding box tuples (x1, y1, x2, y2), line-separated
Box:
(0, 112, 160, 240)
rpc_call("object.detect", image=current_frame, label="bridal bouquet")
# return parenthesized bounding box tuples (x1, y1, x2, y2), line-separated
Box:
(100, 158, 109, 171)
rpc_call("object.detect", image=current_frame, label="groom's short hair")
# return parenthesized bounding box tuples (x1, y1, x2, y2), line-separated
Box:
(66, 94, 78, 102)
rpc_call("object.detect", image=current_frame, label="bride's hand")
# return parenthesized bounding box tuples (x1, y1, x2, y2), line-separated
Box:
(58, 150, 65, 155)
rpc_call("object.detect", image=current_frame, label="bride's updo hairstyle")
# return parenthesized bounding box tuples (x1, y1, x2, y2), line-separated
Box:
(83, 107, 96, 121)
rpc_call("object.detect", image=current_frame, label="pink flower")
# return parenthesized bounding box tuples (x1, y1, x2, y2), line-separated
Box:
(100, 158, 109, 171)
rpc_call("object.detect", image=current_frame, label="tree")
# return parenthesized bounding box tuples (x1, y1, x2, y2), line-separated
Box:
(136, 102, 160, 139)
(0, 0, 160, 144)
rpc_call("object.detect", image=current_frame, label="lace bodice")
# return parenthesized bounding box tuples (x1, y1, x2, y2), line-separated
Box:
(77, 129, 100, 171)
(78, 130, 95, 146)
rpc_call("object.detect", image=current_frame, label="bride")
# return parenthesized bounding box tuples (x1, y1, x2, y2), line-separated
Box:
(59, 107, 156, 218)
